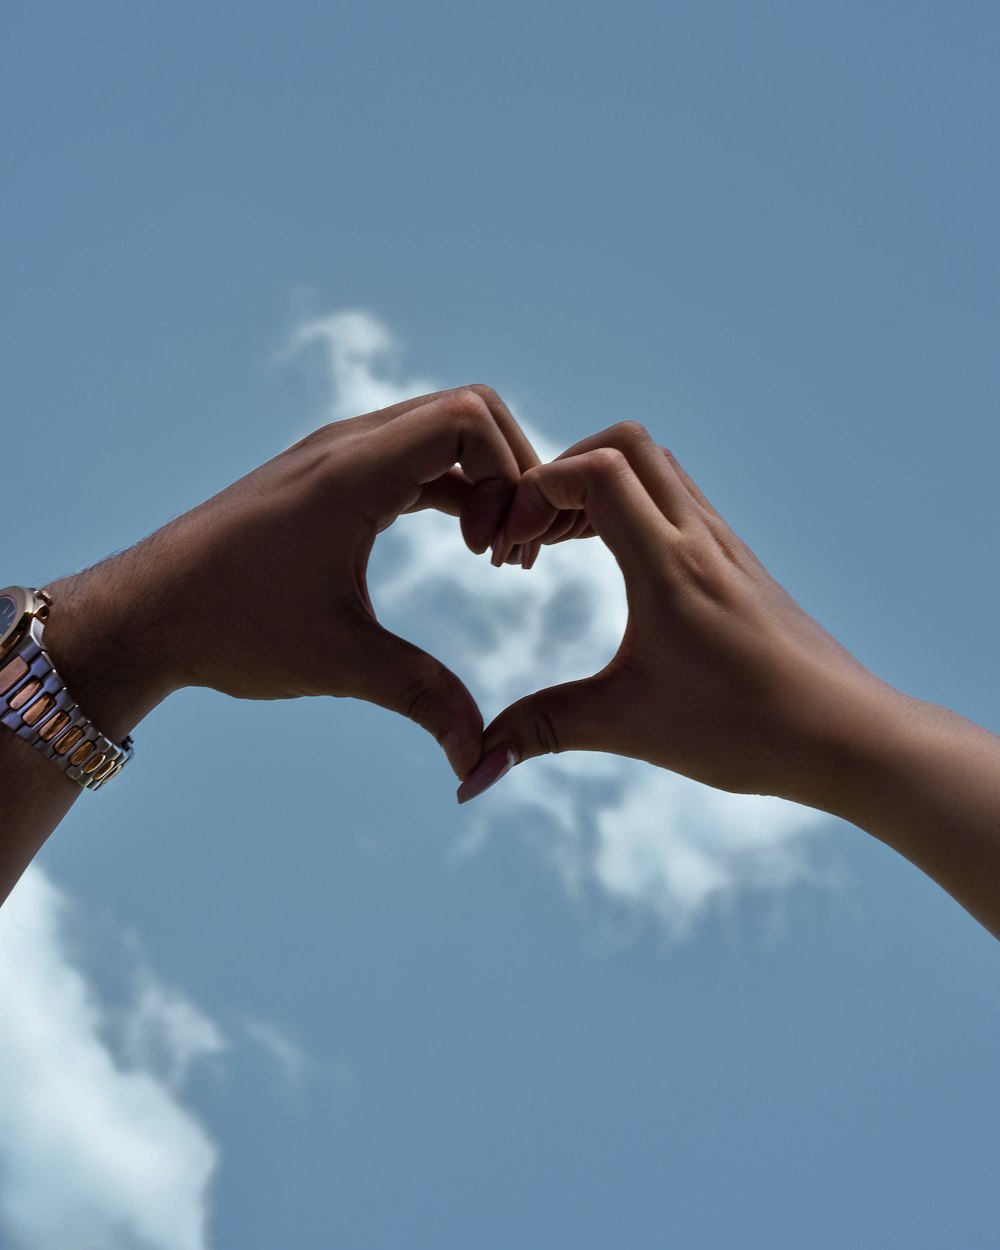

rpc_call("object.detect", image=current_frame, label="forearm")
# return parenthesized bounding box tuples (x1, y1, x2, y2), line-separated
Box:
(0, 732, 83, 902)
(0, 569, 167, 906)
(821, 690, 1000, 940)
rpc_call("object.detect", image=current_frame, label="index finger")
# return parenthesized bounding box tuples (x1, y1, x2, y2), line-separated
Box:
(374, 385, 545, 564)
(498, 446, 674, 581)
(367, 389, 538, 555)
(362, 384, 541, 476)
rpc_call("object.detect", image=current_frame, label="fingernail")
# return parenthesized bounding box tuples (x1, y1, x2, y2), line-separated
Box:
(505, 544, 523, 565)
(490, 531, 508, 567)
(456, 744, 516, 804)
(441, 732, 465, 779)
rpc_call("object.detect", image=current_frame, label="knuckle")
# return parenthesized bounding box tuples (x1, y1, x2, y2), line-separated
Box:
(527, 704, 562, 757)
(464, 382, 502, 409)
(451, 386, 493, 422)
(517, 465, 552, 520)
(588, 445, 630, 479)
(660, 445, 692, 485)
(399, 667, 443, 728)
(673, 531, 736, 598)
(610, 419, 652, 448)
(286, 421, 337, 454)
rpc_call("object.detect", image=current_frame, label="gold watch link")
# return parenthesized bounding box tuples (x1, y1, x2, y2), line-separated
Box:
(0, 586, 133, 790)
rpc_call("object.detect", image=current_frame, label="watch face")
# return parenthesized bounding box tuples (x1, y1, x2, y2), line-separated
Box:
(0, 594, 17, 647)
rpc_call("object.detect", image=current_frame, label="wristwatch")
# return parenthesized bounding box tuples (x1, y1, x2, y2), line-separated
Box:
(0, 586, 133, 790)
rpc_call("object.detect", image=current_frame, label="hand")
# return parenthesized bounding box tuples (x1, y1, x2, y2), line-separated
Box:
(42, 386, 544, 780)
(464, 421, 901, 808)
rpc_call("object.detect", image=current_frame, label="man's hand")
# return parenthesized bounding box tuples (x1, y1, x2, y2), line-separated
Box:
(41, 385, 544, 781)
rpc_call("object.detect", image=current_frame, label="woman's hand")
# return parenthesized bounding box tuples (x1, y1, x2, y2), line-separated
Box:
(464, 421, 901, 808)
(43, 386, 544, 781)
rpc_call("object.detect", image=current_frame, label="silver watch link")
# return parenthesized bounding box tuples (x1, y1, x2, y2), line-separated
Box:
(0, 586, 133, 790)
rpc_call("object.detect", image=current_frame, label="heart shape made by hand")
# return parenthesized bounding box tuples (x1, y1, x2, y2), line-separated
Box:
(373, 505, 628, 793)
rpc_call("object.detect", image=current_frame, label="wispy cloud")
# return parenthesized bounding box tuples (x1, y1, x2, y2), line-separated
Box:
(242, 1016, 310, 1090)
(0, 868, 220, 1250)
(286, 310, 828, 938)
(117, 972, 226, 1095)
(280, 309, 435, 428)
(241, 1016, 355, 1095)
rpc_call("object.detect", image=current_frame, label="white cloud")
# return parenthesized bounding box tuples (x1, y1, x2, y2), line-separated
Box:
(281, 309, 435, 427)
(286, 310, 828, 938)
(242, 1016, 310, 1089)
(0, 868, 221, 1250)
(241, 1016, 355, 1096)
(116, 973, 226, 1096)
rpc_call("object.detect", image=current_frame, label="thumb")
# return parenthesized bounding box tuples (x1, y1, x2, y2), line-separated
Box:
(346, 621, 484, 780)
(457, 676, 604, 804)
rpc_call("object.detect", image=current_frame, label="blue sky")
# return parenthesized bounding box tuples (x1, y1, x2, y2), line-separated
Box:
(2, 3, 999, 1248)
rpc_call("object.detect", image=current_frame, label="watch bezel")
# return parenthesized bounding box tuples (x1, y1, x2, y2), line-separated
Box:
(0, 586, 33, 655)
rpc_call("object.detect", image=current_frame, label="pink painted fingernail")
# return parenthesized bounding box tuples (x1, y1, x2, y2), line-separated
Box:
(456, 744, 516, 804)
(490, 531, 508, 567)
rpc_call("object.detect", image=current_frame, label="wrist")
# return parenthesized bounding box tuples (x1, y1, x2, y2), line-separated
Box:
(781, 673, 916, 823)
(41, 561, 178, 744)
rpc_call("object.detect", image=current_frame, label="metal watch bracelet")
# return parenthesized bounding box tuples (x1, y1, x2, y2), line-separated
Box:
(0, 589, 133, 790)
